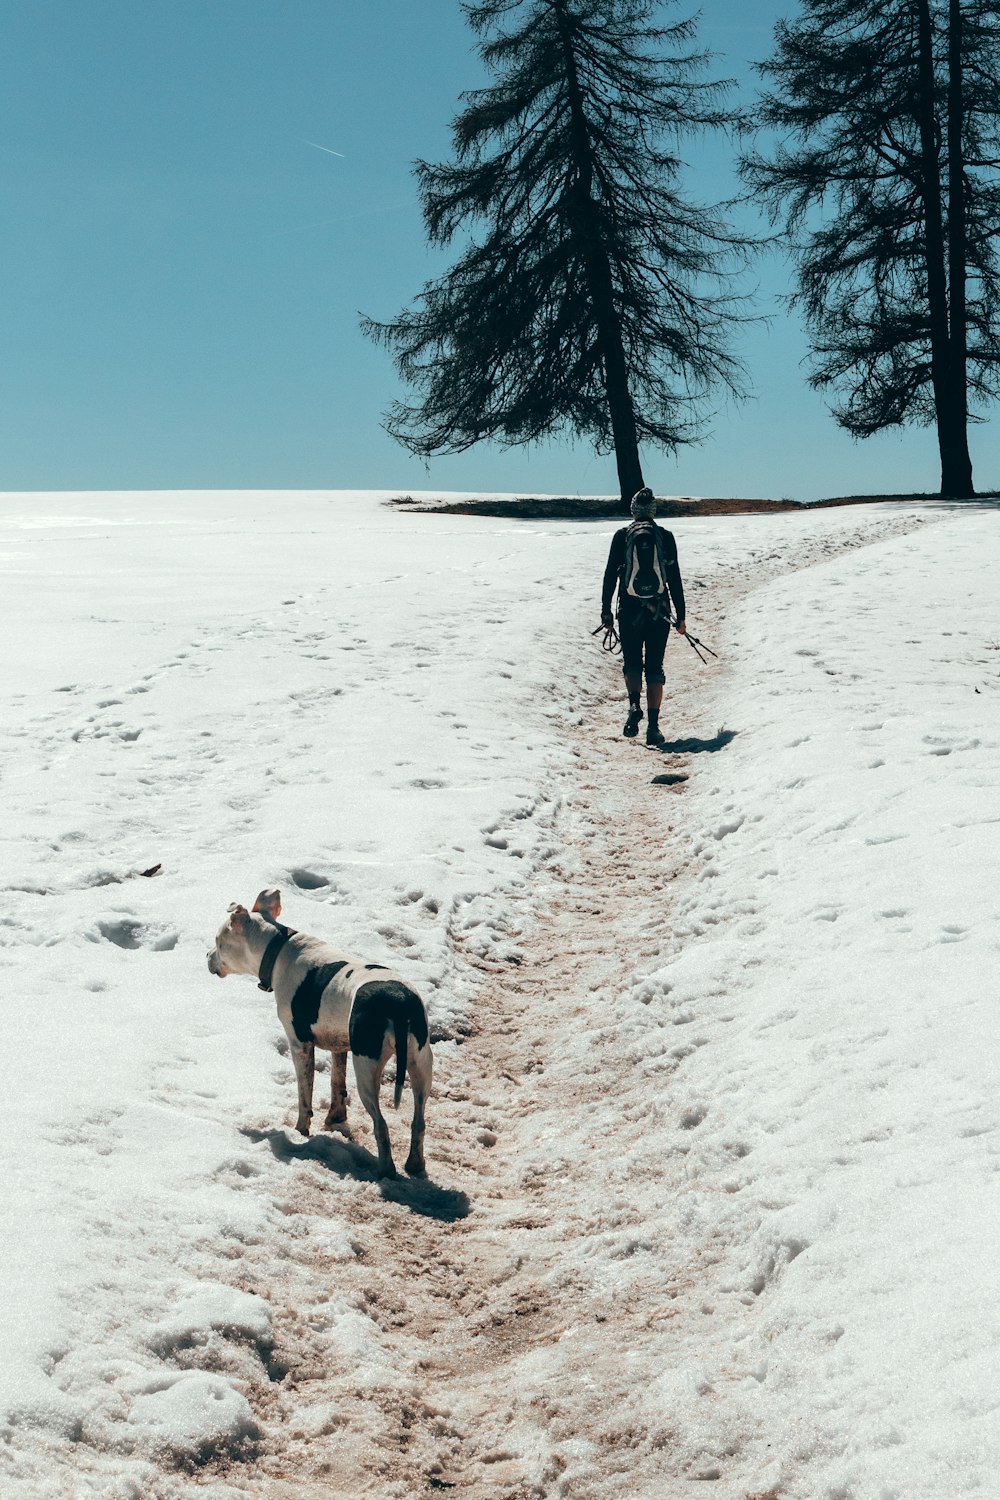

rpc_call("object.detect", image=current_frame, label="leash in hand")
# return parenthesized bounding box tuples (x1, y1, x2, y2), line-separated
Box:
(592, 620, 621, 654)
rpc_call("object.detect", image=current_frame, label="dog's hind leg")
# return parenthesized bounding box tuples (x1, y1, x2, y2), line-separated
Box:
(404, 1039, 432, 1177)
(323, 1049, 350, 1130)
(290, 1041, 315, 1136)
(352, 1050, 396, 1178)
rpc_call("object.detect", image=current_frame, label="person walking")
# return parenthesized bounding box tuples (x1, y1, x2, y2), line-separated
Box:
(600, 487, 687, 746)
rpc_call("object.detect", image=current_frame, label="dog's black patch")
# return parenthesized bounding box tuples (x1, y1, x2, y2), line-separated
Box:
(291, 961, 348, 1044)
(364, 963, 388, 970)
(350, 980, 428, 1059)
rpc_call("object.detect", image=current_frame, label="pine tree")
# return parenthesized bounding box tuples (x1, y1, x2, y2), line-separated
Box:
(743, 0, 1000, 498)
(363, 0, 747, 510)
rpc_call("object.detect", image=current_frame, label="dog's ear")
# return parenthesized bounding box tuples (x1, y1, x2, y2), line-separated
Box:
(252, 888, 281, 920)
(227, 903, 250, 930)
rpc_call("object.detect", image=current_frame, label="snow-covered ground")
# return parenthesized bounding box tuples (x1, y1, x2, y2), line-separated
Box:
(0, 489, 996, 1498)
(562, 509, 1000, 1497)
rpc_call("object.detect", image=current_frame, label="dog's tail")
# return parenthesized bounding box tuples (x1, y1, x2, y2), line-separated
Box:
(352, 978, 427, 1108)
(393, 1013, 408, 1109)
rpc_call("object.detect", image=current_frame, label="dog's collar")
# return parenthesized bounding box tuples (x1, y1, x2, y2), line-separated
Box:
(257, 922, 297, 992)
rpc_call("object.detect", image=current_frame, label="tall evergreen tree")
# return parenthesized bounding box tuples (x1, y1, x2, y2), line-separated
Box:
(743, 0, 1000, 497)
(364, 0, 747, 510)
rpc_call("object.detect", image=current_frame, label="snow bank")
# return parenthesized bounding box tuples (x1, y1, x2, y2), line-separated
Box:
(118, 1370, 258, 1461)
(582, 506, 1000, 1496)
(146, 1286, 273, 1361)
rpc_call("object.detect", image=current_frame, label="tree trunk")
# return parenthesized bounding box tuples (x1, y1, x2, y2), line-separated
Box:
(553, 0, 644, 512)
(915, 0, 974, 496)
(589, 255, 646, 510)
(946, 0, 975, 495)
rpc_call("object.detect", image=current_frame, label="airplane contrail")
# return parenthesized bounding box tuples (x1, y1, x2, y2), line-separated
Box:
(302, 138, 345, 158)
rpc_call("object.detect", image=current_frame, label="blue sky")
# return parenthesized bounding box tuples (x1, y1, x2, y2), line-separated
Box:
(1, 0, 995, 499)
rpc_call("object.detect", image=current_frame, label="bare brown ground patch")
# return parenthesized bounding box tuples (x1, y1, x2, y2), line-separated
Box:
(387, 491, 992, 520)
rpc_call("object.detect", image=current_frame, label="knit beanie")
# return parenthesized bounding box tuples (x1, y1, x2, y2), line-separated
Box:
(630, 487, 656, 519)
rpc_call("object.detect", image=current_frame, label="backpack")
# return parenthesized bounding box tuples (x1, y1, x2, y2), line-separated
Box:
(622, 520, 669, 601)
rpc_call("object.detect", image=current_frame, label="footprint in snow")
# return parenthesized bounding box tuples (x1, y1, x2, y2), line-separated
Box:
(288, 868, 330, 891)
(92, 917, 179, 951)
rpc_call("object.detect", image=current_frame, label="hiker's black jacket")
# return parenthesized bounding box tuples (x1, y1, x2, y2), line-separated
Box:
(602, 525, 686, 621)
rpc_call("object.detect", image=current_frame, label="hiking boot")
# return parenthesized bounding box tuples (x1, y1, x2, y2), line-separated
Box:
(646, 721, 665, 747)
(623, 706, 643, 738)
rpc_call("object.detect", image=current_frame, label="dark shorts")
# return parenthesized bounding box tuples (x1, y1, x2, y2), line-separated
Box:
(618, 601, 670, 684)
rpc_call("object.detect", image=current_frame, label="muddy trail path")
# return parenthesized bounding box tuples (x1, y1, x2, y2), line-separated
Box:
(210, 509, 934, 1500)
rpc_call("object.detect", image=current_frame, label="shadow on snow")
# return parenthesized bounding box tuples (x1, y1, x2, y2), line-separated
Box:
(656, 727, 737, 755)
(242, 1125, 472, 1222)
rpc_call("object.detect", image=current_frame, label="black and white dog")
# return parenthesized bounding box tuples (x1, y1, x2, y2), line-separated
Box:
(207, 888, 432, 1178)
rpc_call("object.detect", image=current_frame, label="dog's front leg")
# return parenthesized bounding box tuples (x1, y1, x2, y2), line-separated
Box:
(324, 1050, 350, 1130)
(290, 1041, 315, 1136)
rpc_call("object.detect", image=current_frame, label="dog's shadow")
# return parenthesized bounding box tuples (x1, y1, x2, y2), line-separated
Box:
(656, 727, 738, 755)
(242, 1126, 471, 1222)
